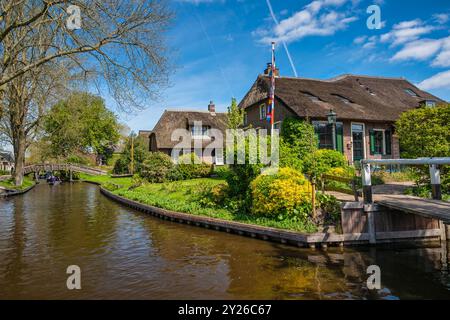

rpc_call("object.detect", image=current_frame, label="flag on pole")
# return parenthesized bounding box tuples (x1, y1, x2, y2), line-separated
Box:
(267, 42, 276, 127)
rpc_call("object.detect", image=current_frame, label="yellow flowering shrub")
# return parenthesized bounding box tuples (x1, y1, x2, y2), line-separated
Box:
(251, 167, 312, 219)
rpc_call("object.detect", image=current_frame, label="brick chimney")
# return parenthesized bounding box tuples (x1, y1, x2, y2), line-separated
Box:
(208, 100, 216, 113)
(264, 63, 280, 77)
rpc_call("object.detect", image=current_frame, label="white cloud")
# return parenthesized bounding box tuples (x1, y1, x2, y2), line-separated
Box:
(418, 70, 450, 90)
(433, 13, 450, 24)
(432, 37, 450, 67)
(389, 36, 450, 67)
(353, 35, 367, 44)
(257, 0, 357, 44)
(391, 38, 443, 62)
(380, 19, 435, 46)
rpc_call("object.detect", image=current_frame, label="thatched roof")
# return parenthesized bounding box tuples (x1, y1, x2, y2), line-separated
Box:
(0, 151, 13, 163)
(151, 109, 228, 149)
(238, 74, 446, 122)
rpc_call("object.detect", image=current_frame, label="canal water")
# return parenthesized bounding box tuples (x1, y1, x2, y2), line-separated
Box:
(0, 183, 449, 300)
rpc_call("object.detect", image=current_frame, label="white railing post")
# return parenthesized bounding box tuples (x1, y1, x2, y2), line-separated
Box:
(429, 164, 442, 200)
(362, 162, 373, 204)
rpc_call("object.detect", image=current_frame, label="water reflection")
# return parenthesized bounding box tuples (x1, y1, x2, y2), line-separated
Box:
(0, 183, 449, 299)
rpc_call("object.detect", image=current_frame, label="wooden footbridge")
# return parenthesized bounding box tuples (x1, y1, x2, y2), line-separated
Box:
(338, 158, 450, 245)
(23, 163, 107, 178)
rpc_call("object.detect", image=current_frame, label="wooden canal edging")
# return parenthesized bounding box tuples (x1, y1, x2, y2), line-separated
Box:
(98, 184, 446, 248)
(99, 186, 349, 248)
(0, 184, 36, 198)
(341, 201, 446, 245)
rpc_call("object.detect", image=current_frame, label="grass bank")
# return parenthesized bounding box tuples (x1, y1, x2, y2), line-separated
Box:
(79, 173, 317, 233)
(0, 176, 35, 191)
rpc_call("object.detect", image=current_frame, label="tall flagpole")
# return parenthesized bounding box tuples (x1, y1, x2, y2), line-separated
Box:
(270, 41, 276, 134)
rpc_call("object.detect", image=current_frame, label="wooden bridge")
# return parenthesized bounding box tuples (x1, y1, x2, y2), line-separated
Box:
(23, 163, 107, 177)
(337, 158, 450, 245)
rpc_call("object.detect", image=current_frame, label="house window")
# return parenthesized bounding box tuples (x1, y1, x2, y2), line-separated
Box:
(190, 125, 210, 138)
(370, 129, 392, 155)
(259, 104, 266, 120)
(424, 100, 436, 107)
(313, 121, 344, 153)
(404, 89, 418, 97)
(244, 112, 248, 125)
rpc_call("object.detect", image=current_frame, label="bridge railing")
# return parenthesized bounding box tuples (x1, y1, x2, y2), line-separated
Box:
(361, 157, 450, 203)
(23, 163, 107, 176)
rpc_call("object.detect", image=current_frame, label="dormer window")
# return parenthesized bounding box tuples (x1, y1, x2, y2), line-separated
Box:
(332, 94, 352, 104)
(301, 91, 321, 103)
(422, 100, 436, 108)
(404, 89, 419, 97)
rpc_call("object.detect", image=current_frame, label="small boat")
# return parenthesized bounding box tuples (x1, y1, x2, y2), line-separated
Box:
(47, 176, 62, 185)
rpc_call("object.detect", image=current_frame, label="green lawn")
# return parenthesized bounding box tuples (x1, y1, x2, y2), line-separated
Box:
(79, 173, 317, 233)
(0, 176, 35, 191)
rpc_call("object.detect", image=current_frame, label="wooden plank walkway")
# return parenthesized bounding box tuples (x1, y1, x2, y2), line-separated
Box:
(326, 182, 450, 224)
(377, 195, 450, 224)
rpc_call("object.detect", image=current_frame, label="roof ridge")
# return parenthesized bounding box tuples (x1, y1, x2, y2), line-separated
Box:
(260, 73, 407, 82)
(329, 74, 407, 81)
(164, 108, 227, 114)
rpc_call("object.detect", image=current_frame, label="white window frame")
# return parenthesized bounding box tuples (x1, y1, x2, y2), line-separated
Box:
(373, 129, 386, 156)
(351, 122, 366, 163)
(259, 103, 266, 120)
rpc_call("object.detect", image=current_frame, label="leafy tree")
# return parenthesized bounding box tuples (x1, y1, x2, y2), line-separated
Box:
(396, 105, 450, 194)
(113, 133, 150, 174)
(227, 98, 245, 129)
(44, 92, 120, 162)
(281, 118, 317, 160)
(395, 105, 450, 158)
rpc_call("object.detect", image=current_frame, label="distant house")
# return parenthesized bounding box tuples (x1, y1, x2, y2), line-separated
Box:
(0, 150, 14, 173)
(239, 67, 446, 164)
(148, 101, 228, 164)
(138, 130, 152, 146)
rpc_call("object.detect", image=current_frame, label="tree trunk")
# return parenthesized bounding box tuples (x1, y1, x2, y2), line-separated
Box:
(12, 127, 26, 186)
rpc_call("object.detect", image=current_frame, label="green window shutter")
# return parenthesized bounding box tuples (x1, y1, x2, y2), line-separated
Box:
(336, 124, 344, 153)
(369, 129, 375, 155)
(385, 130, 392, 155)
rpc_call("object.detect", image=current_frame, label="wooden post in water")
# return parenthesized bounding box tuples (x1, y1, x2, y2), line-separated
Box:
(429, 164, 442, 200)
(362, 162, 373, 204)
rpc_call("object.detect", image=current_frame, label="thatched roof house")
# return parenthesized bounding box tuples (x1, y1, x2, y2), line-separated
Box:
(148, 102, 228, 164)
(0, 150, 14, 173)
(239, 71, 446, 163)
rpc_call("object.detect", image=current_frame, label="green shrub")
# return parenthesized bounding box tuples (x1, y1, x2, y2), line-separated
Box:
(169, 153, 213, 180)
(250, 167, 312, 220)
(279, 138, 304, 171)
(212, 165, 230, 179)
(66, 154, 90, 165)
(113, 157, 130, 174)
(303, 149, 348, 181)
(316, 192, 341, 226)
(140, 152, 174, 183)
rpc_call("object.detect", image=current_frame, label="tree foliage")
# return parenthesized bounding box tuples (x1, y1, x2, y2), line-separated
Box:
(113, 133, 150, 174)
(395, 105, 450, 158)
(44, 92, 120, 161)
(227, 97, 244, 129)
(281, 117, 318, 159)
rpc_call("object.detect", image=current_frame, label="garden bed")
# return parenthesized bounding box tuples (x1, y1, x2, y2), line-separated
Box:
(79, 173, 319, 233)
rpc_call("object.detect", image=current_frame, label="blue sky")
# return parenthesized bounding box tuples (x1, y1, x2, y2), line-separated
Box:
(123, 0, 450, 132)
